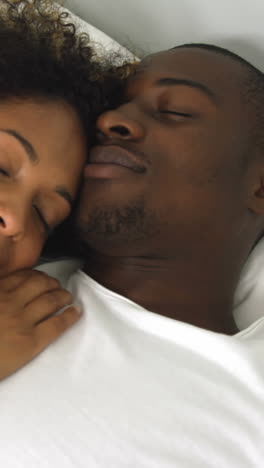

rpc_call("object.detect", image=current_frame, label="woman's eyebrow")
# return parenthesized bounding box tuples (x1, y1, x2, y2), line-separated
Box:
(0, 128, 38, 163)
(0, 128, 73, 208)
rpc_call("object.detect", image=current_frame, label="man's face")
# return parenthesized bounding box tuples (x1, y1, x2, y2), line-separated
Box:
(77, 48, 255, 258)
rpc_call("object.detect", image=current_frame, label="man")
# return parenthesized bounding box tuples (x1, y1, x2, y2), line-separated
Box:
(77, 43, 264, 336)
(1, 45, 264, 467)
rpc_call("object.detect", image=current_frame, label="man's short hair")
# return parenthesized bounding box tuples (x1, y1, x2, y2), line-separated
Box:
(174, 43, 264, 158)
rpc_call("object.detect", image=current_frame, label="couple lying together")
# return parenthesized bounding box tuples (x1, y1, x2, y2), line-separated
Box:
(1, 1, 264, 466)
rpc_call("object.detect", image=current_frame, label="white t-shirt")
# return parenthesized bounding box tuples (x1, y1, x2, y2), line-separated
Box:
(0, 269, 264, 468)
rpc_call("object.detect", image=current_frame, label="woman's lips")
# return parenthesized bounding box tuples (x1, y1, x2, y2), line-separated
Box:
(84, 145, 147, 179)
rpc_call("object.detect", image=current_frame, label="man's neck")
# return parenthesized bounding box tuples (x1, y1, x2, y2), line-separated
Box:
(83, 252, 240, 335)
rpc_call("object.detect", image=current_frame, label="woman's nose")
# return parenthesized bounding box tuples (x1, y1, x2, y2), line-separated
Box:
(0, 206, 25, 241)
(96, 107, 145, 141)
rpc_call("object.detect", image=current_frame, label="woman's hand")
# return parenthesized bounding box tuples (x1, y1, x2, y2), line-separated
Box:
(0, 269, 81, 381)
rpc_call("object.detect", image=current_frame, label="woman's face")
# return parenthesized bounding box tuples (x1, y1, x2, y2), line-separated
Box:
(0, 98, 87, 276)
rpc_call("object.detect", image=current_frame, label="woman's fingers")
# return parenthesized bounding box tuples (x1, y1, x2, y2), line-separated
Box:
(24, 288, 74, 325)
(32, 305, 82, 355)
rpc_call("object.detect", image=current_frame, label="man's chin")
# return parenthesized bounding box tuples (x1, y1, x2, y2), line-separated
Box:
(75, 200, 159, 254)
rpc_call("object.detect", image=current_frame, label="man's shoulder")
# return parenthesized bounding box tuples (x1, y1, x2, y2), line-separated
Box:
(35, 258, 83, 288)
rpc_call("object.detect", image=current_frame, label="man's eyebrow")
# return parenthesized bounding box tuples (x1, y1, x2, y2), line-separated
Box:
(155, 77, 217, 103)
(0, 128, 38, 163)
(55, 186, 74, 208)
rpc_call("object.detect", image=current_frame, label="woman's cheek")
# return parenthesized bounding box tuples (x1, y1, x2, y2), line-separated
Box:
(14, 234, 45, 270)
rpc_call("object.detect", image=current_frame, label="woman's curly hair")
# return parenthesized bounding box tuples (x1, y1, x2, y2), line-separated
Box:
(0, 0, 128, 139)
(0, 0, 134, 260)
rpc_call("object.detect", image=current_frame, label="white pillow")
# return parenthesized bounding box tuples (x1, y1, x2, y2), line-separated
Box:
(59, 5, 134, 60)
(233, 237, 264, 329)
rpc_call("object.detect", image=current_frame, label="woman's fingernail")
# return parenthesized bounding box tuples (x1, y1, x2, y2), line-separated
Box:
(75, 305, 83, 315)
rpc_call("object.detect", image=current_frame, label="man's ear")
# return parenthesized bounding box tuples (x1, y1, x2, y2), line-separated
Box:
(249, 175, 264, 214)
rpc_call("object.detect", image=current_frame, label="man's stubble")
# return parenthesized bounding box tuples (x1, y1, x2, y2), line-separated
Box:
(75, 196, 161, 252)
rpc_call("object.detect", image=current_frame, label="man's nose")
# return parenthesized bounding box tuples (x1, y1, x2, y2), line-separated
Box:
(96, 108, 145, 141)
(0, 206, 25, 241)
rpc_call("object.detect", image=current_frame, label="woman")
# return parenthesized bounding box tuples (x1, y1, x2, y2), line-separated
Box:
(0, 0, 127, 380)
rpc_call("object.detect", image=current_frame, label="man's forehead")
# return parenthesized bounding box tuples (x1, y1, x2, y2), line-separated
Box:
(132, 47, 244, 94)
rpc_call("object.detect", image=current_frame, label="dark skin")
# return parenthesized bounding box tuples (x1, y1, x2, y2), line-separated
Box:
(77, 47, 264, 335)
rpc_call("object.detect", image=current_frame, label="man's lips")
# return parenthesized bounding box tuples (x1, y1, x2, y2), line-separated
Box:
(84, 145, 147, 179)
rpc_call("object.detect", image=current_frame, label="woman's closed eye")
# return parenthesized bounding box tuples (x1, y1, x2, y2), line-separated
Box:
(33, 205, 52, 236)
